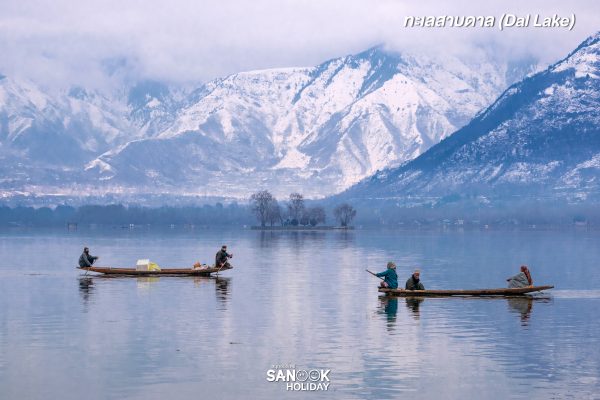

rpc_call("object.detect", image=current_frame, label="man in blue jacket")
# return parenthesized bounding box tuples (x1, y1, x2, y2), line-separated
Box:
(376, 262, 398, 289)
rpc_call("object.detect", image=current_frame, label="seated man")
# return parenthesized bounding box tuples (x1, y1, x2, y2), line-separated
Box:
(78, 247, 98, 268)
(375, 262, 398, 289)
(507, 265, 533, 288)
(405, 269, 425, 290)
(215, 245, 233, 268)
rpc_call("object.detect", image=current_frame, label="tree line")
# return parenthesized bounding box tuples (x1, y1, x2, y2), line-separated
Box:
(250, 190, 356, 227)
(0, 203, 253, 226)
(0, 198, 358, 228)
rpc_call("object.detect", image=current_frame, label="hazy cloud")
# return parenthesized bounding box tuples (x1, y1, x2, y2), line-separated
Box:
(1, 0, 599, 89)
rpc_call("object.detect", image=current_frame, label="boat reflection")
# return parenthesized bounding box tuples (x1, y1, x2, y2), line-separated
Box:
(78, 277, 95, 310)
(136, 276, 160, 289)
(191, 275, 232, 307)
(506, 296, 552, 326)
(214, 277, 231, 307)
(378, 297, 398, 328)
(376, 294, 553, 327)
(77, 275, 232, 308)
(405, 297, 424, 320)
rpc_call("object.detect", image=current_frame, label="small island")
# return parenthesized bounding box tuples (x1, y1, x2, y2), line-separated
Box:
(249, 190, 356, 230)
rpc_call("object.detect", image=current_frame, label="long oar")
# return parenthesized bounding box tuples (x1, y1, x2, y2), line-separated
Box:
(215, 262, 227, 276)
(366, 269, 384, 281)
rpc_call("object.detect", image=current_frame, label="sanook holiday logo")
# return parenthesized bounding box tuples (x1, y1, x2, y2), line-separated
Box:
(266, 365, 331, 391)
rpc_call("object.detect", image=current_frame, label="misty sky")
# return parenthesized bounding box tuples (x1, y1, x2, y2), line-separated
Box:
(1, 0, 599, 89)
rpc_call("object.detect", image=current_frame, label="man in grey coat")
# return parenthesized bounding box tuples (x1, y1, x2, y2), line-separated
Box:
(78, 247, 98, 268)
(507, 265, 533, 288)
(215, 245, 233, 268)
(405, 269, 425, 290)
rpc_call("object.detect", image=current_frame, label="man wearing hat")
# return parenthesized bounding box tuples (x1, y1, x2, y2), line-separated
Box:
(405, 269, 425, 290)
(215, 245, 233, 268)
(78, 247, 99, 268)
(375, 262, 398, 289)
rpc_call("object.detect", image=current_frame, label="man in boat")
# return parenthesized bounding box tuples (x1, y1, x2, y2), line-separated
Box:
(405, 269, 425, 290)
(78, 247, 99, 268)
(215, 245, 233, 269)
(507, 265, 533, 288)
(375, 262, 398, 289)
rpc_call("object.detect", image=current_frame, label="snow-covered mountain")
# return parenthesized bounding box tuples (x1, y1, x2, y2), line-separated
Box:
(341, 33, 600, 205)
(0, 46, 533, 200)
(0, 76, 184, 196)
(83, 47, 529, 198)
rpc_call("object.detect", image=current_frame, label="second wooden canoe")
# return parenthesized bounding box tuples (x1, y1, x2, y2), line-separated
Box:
(379, 285, 554, 297)
(78, 265, 233, 276)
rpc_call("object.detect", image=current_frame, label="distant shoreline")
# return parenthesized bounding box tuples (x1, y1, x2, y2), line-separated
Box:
(250, 226, 354, 231)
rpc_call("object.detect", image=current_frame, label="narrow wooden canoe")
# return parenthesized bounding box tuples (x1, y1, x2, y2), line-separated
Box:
(78, 265, 232, 276)
(379, 285, 554, 297)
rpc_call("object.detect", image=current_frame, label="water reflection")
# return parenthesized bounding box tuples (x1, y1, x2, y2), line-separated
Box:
(507, 297, 533, 325)
(378, 297, 398, 328)
(405, 297, 424, 320)
(77, 275, 232, 308)
(214, 277, 231, 307)
(377, 295, 551, 326)
(78, 277, 94, 309)
(506, 296, 552, 326)
(3, 228, 599, 399)
(136, 276, 160, 290)
(335, 230, 356, 249)
(258, 231, 279, 248)
(256, 230, 355, 249)
(190, 276, 231, 306)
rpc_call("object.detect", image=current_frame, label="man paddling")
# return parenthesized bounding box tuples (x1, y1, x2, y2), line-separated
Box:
(375, 262, 398, 289)
(215, 245, 233, 269)
(78, 247, 99, 268)
(405, 269, 425, 290)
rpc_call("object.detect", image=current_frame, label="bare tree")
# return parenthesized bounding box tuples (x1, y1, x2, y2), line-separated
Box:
(334, 203, 356, 227)
(307, 206, 326, 226)
(287, 193, 305, 225)
(299, 211, 310, 226)
(266, 200, 282, 227)
(250, 190, 275, 227)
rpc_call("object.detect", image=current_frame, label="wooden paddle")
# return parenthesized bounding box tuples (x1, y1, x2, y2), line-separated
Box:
(216, 254, 233, 276)
(366, 269, 384, 281)
(215, 262, 228, 276)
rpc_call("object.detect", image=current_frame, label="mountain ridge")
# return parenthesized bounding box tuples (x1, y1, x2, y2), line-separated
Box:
(339, 31, 600, 205)
(0, 46, 535, 201)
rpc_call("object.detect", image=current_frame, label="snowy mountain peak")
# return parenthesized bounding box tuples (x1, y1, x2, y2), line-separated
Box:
(341, 32, 600, 204)
(1, 45, 539, 201)
(551, 31, 600, 79)
(81, 47, 529, 198)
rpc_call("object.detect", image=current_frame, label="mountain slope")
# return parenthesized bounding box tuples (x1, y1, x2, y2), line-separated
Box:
(84, 47, 524, 198)
(0, 77, 186, 194)
(341, 33, 600, 204)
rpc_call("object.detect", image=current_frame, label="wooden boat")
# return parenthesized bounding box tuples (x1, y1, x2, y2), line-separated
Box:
(78, 265, 232, 276)
(379, 285, 554, 297)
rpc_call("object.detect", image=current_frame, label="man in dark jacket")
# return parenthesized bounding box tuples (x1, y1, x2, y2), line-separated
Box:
(405, 269, 425, 290)
(215, 245, 232, 268)
(78, 247, 98, 268)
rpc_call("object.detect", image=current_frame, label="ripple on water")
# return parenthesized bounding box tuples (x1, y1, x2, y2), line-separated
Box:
(0, 228, 599, 399)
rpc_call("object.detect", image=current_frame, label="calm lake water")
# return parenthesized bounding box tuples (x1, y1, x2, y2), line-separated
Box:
(0, 227, 599, 399)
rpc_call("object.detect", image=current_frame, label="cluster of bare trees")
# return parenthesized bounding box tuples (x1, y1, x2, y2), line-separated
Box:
(250, 190, 356, 227)
(333, 203, 357, 227)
